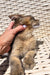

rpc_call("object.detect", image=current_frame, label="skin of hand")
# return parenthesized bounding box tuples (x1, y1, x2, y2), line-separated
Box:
(0, 21, 26, 55)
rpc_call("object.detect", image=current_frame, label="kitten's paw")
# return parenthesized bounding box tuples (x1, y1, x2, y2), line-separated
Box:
(23, 62, 35, 70)
(11, 70, 25, 75)
(19, 72, 25, 75)
(23, 57, 35, 70)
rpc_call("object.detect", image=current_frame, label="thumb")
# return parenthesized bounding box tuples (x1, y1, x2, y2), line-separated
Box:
(7, 21, 15, 29)
(12, 25, 26, 34)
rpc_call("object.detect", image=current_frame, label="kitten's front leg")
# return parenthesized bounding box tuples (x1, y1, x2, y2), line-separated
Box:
(23, 50, 36, 70)
(9, 56, 25, 75)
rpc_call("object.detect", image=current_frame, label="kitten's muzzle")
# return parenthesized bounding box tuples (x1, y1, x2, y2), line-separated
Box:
(33, 23, 40, 28)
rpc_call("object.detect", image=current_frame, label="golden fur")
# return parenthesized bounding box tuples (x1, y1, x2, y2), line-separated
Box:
(9, 14, 39, 75)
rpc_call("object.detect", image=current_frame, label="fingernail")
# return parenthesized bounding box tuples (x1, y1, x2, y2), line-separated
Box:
(23, 25, 27, 28)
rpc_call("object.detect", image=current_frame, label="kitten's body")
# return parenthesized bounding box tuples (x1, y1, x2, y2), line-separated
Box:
(9, 14, 39, 75)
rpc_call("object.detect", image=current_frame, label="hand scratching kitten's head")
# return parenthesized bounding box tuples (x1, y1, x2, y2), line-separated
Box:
(9, 14, 39, 29)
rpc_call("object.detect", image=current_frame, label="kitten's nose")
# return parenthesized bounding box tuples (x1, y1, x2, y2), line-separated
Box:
(33, 23, 40, 28)
(33, 25, 39, 28)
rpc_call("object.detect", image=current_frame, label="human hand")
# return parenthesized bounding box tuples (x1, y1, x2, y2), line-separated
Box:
(0, 21, 25, 55)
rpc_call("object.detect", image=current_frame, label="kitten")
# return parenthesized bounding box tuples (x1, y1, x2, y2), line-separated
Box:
(9, 14, 39, 75)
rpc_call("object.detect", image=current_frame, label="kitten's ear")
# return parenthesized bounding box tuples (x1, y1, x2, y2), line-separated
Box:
(9, 14, 24, 21)
(9, 15, 14, 19)
(8, 14, 20, 21)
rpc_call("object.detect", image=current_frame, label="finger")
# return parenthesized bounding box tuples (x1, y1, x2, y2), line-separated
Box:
(5, 46, 11, 53)
(12, 25, 26, 34)
(7, 21, 15, 29)
(0, 46, 11, 55)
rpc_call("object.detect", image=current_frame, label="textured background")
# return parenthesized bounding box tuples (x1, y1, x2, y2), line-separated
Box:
(0, 0, 50, 75)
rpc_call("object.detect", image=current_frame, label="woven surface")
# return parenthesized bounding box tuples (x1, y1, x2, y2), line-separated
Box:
(0, 0, 50, 75)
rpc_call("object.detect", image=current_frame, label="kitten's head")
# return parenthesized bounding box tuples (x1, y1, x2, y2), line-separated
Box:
(9, 14, 39, 29)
